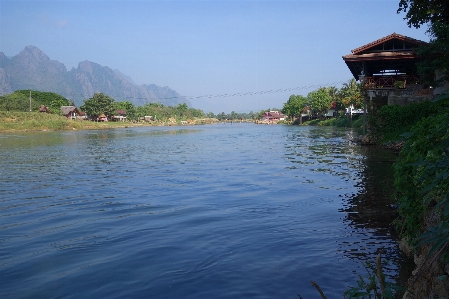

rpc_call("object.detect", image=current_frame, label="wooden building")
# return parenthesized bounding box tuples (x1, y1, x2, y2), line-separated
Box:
(39, 105, 51, 113)
(343, 32, 428, 90)
(61, 106, 80, 119)
(343, 33, 433, 135)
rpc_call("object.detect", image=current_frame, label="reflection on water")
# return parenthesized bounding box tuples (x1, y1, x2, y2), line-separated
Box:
(0, 124, 410, 298)
(338, 145, 414, 288)
(284, 127, 412, 289)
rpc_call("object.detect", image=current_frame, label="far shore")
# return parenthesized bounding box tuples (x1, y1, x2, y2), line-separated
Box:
(0, 112, 222, 133)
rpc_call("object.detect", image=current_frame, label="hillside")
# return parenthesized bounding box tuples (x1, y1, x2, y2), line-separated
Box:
(0, 46, 191, 108)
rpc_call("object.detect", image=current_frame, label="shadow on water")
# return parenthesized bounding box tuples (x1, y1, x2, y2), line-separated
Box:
(338, 145, 415, 293)
(285, 126, 413, 296)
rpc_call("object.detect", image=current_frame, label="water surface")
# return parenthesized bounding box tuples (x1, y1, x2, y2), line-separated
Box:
(0, 124, 408, 298)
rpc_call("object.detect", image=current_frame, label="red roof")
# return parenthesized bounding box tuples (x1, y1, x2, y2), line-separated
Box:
(350, 32, 427, 55)
(342, 33, 428, 81)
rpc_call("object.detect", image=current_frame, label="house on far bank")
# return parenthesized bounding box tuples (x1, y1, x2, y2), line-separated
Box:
(39, 105, 51, 113)
(61, 106, 80, 119)
(98, 114, 108, 122)
(112, 109, 127, 122)
(262, 111, 285, 123)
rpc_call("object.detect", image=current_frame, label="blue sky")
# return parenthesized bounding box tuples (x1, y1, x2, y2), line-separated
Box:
(0, 0, 429, 113)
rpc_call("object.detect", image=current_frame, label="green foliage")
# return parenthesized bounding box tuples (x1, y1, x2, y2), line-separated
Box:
(344, 256, 409, 299)
(368, 99, 448, 142)
(80, 92, 116, 119)
(393, 111, 449, 250)
(393, 81, 405, 89)
(397, 0, 449, 29)
(176, 103, 189, 118)
(15, 90, 69, 113)
(398, 1, 449, 86)
(0, 92, 40, 112)
(135, 102, 206, 121)
(282, 80, 363, 124)
(114, 101, 136, 120)
(282, 94, 308, 120)
(307, 87, 333, 116)
(338, 79, 364, 109)
(417, 20, 449, 87)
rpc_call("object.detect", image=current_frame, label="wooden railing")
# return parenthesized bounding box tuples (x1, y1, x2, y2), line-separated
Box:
(362, 75, 420, 89)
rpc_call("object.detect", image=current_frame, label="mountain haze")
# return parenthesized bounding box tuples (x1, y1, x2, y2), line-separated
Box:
(0, 46, 191, 107)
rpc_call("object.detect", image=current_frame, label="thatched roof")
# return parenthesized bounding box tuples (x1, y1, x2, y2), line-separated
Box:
(60, 106, 79, 115)
(39, 105, 51, 113)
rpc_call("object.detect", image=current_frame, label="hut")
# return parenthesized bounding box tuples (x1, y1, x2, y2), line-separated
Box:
(112, 109, 127, 121)
(61, 106, 80, 119)
(39, 105, 51, 113)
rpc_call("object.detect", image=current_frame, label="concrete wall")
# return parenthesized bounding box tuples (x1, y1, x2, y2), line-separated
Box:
(387, 84, 433, 106)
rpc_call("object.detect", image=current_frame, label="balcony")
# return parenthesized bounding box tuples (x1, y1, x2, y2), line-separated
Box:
(361, 75, 420, 90)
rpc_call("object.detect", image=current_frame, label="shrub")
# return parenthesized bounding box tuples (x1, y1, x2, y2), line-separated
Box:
(393, 112, 449, 250)
(369, 99, 448, 142)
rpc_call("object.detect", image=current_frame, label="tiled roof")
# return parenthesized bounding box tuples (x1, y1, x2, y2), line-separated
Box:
(351, 32, 427, 54)
(343, 51, 418, 61)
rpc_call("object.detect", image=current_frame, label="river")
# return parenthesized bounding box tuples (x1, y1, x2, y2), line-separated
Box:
(0, 123, 411, 298)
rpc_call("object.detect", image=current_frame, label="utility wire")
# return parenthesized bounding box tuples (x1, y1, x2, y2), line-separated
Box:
(36, 80, 348, 101)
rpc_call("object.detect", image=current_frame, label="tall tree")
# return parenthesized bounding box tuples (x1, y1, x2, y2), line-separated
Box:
(80, 93, 115, 119)
(338, 79, 364, 109)
(307, 87, 333, 116)
(114, 101, 136, 120)
(398, 0, 449, 28)
(0, 92, 39, 112)
(282, 94, 308, 121)
(398, 0, 449, 86)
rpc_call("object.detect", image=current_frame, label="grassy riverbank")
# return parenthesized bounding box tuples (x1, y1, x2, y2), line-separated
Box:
(0, 111, 219, 133)
(298, 114, 365, 133)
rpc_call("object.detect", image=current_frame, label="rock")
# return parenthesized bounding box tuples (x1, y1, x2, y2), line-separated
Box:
(360, 134, 376, 145)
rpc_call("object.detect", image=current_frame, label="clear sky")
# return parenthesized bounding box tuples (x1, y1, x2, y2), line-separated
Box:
(0, 0, 429, 113)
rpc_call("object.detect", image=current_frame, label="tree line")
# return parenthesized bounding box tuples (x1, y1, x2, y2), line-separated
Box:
(281, 78, 363, 121)
(0, 91, 210, 121)
(0, 90, 284, 122)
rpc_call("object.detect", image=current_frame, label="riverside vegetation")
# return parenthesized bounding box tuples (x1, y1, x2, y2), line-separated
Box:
(378, 96, 449, 299)
(300, 95, 449, 298)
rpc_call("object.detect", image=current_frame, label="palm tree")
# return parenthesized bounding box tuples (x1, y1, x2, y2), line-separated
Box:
(339, 79, 363, 109)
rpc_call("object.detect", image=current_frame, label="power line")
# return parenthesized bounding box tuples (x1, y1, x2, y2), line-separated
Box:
(22, 80, 348, 101)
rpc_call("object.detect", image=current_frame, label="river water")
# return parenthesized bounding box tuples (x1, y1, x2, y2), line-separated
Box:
(0, 123, 410, 298)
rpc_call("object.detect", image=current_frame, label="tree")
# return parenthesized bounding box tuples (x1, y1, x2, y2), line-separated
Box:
(15, 90, 69, 113)
(338, 79, 364, 109)
(176, 103, 188, 119)
(416, 21, 449, 87)
(0, 92, 40, 112)
(282, 94, 308, 121)
(189, 107, 205, 118)
(307, 87, 333, 116)
(80, 93, 115, 119)
(326, 86, 340, 112)
(217, 112, 226, 120)
(397, 0, 449, 28)
(114, 101, 136, 120)
(398, 0, 449, 86)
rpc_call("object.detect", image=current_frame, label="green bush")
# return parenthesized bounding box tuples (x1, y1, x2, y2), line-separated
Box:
(369, 99, 448, 142)
(393, 112, 449, 251)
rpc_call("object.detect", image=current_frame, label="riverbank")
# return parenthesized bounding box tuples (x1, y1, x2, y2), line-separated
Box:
(0, 111, 219, 133)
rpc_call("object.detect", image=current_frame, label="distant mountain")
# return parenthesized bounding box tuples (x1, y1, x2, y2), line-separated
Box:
(0, 46, 191, 107)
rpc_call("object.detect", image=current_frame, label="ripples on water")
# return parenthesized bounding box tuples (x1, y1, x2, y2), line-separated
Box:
(0, 124, 410, 298)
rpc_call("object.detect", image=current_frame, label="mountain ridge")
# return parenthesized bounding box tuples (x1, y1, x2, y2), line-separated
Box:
(0, 46, 191, 107)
